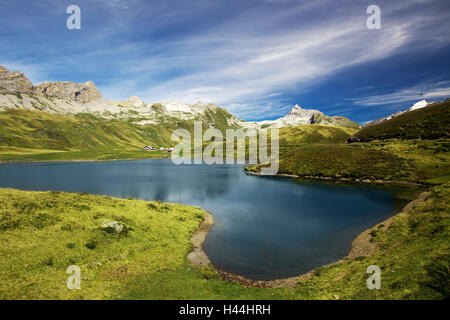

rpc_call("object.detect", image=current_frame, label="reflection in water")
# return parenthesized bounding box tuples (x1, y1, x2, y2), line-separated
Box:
(0, 159, 406, 280)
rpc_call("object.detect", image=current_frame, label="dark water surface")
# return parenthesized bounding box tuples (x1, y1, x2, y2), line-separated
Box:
(0, 159, 398, 280)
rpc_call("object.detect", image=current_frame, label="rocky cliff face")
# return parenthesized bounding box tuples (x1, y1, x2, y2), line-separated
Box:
(0, 66, 101, 102)
(283, 104, 322, 125)
(34, 81, 101, 103)
(0, 66, 34, 94)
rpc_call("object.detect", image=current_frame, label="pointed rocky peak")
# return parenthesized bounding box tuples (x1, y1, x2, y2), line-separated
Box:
(284, 104, 322, 121)
(287, 104, 303, 114)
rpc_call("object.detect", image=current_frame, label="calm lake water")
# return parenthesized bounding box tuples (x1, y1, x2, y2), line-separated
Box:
(0, 159, 398, 280)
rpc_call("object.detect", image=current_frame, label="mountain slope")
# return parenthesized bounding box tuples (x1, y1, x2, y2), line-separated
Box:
(366, 100, 433, 126)
(348, 100, 450, 143)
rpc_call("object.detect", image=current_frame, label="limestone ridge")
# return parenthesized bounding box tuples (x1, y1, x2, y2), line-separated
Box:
(0, 65, 358, 129)
(0, 66, 101, 102)
(0, 65, 241, 127)
(34, 81, 101, 103)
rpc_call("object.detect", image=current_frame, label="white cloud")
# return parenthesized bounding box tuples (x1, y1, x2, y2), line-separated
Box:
(104, 1, 448, 119)
(3, 0, 450, 120)
(351, 82, 450, 107)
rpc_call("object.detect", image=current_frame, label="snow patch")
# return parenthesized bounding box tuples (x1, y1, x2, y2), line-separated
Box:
(408, 99, 429, 111)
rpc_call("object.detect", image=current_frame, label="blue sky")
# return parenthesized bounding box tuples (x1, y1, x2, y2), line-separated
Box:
(1, 0, 449, 123)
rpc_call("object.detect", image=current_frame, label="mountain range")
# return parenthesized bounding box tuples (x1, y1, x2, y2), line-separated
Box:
(0, 65, 359, 130)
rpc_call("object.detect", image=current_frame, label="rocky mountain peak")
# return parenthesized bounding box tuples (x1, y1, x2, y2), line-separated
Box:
(289, 104, 302, 111)
(284, 104, 322, 122)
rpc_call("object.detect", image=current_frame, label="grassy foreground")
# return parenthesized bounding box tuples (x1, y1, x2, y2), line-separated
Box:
(0, 185, 448, 300)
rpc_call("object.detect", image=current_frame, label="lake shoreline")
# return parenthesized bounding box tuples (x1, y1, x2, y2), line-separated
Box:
(0, 156, 167, 165)
(244, 170, 425, 186)
(188, 189, 431, 288)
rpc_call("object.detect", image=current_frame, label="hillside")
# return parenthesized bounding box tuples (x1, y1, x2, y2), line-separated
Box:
(247, 100, 450, 184)
(0, 107, 243, 161)
(348, 100, 450, 142)
(277, 125, 357, 147)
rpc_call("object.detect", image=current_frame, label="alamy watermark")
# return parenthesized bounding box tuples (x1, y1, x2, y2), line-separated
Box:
(66, 5, 380, 31)
(170, 121, 279, 175)
(66, 265, 81, 290)
(66, 5, 81, 30)
(366, 265, 381, 290)
(367, 5, 381, 30)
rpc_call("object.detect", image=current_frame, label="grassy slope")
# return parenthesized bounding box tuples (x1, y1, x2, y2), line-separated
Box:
(272, 144, 411, 181)
(313, 113, 362, 130)
(261, 138, 449, 183)
(0, 107, 238, 161)
(0, 185, 448, 299)
(348, 100, 449, 142)
(246, 125, 415, 181)
(0, 109, 170, 161)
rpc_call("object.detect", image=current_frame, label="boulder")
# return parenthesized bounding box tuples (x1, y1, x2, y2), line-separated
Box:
(100, 220, 125, 234)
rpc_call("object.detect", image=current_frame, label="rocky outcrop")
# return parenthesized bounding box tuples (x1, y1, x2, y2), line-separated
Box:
(33, 81, 101, 103)
(0, 66, 34, 94)
(0, 65, 101, 102)
(100, 220, 126, 234)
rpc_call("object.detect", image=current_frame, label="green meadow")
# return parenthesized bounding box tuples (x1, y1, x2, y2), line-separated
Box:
(0, 184, 448, 299)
